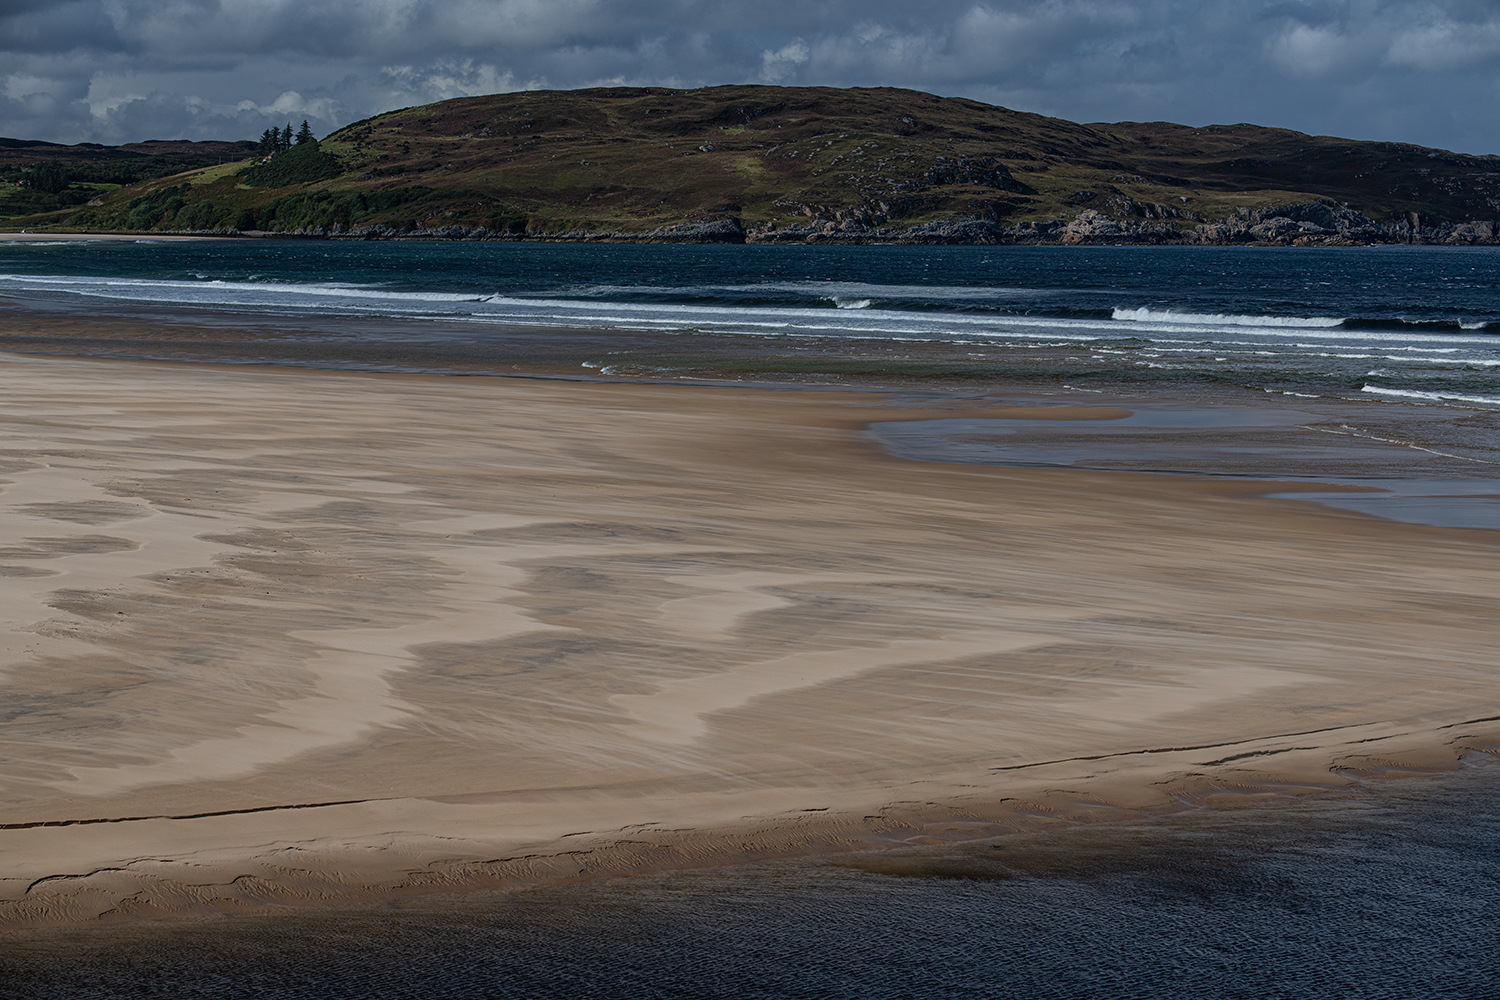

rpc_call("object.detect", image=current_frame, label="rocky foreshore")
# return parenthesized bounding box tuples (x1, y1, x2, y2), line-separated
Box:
(161, 201, 1500, 246)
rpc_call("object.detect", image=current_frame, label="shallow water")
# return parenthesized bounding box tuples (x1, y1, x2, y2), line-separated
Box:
(8, 242, 1500, 495)
(868, 407, 1500, 529)
(3, 763, 1496, 999)
(5, 242, 1500, 406)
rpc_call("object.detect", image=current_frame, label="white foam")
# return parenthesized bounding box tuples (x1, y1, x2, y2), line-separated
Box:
(1361, 384, 1500, 407)
(577, 280, 1047, 302)
(1112, 307, 1343, 328)
(4, 271, 1500, 396)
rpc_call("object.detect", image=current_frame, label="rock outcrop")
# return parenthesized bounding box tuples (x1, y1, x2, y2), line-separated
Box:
(1180, 202, 1499, 245)
(173, 199, 1500, 246)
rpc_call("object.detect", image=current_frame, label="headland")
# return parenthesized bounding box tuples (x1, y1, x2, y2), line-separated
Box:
(4, 85, 1499, 245)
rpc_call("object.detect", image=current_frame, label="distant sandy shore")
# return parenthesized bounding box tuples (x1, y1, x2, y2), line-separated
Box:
(1, 352, 1497, 929)
(0, 232, 228, 242)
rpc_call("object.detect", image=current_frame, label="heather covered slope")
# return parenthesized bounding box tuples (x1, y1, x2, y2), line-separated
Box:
(5, 85, 1500, 241)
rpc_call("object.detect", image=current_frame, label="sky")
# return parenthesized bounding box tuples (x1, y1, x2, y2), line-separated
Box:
(2, 0, 1498, 154)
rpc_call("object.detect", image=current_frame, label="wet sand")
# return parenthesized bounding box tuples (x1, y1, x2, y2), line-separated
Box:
(1, 350, 1498, 928)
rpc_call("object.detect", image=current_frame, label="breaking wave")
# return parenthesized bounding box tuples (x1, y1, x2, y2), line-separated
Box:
(1112, 307, 1344, 328)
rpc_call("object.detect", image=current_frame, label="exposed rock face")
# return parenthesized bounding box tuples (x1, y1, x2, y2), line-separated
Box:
(273, 217, 750, 243)
(1187, 202, 1391, 245)
(1056, 209, 1179, 244)
(923, 157, 1035, 195)
(187, 199, 1500, 246)
(1446, 220, 1498, 244)
(1176, 201, 1494, 245)
(1062, 188, 1190, 222)
(630, 218, 744, 243)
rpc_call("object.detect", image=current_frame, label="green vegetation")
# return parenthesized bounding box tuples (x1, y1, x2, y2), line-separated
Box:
(240, 141, 342, 187)
(0, 140, 255, 222)
(253, 186, 510, 231)
(23, 159, 72, 194)
(123, 185, 187, 229)
(4, 85, 1498, 236)
(256, 124, 294, 157)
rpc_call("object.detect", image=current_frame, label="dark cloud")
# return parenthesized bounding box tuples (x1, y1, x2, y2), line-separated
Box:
(3, 0, 1498, 152)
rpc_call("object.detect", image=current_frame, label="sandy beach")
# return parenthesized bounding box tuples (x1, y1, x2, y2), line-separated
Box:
(0, 233, 231, 242)
(1, 350, 1497, 929)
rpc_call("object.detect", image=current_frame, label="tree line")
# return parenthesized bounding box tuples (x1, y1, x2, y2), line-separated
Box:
(256, 120, 317, 157)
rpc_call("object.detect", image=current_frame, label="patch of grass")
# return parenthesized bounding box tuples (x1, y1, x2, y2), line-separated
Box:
(184, 162, 255, 187)
(8, 85, 1498, 235)
(240, 143, 344, 187)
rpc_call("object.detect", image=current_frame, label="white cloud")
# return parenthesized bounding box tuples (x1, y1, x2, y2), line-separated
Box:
(1384, 18, 1500, 71)
(1268, 23, 1359, 77)
(83, 75, 146, 118)
(379, 61, 521, 104)
(3, 74, 56, 101)
(760, 39, 810, 83)
(3, 0, 1500, 152)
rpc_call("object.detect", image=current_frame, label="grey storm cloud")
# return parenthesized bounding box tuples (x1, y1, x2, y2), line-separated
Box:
(3, 0, 1499, 153)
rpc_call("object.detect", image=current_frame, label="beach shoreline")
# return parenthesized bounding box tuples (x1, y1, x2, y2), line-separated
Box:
(2, 348, 1498, 930)
(0, 233, 233, 242)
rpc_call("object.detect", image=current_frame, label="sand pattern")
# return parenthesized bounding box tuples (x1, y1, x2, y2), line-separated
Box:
(1, 353, 1497, 927)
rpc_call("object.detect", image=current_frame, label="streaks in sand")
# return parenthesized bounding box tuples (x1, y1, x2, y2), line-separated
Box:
(2, 352, 1499, 927)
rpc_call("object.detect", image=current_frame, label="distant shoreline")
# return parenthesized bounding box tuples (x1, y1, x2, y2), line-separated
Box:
(0, 232, 228, 242)
(6, 212, 1496, 246)
(0, 229, 1482, 246)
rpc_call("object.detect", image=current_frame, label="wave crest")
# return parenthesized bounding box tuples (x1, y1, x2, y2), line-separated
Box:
(1362, 384, 1500, 407)
(1112, 307, 1344, 328)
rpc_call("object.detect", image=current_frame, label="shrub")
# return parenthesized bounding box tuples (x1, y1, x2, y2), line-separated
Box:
(240, 142, 343, 187)
(173, 200, 225, 230)
(122, 185, 186, 230)
(254, 186, 498, 231)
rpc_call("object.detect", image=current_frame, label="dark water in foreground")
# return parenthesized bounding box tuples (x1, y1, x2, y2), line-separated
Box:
(5, 763, 1497, 999)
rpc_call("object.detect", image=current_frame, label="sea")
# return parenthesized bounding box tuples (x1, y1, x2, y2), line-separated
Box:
(1, 239, 1498, 996)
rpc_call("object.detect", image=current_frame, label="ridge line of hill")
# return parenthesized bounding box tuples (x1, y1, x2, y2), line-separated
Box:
(4, 85, 1500, 245)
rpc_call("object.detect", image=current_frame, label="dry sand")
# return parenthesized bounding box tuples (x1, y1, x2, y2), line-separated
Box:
(0, 351, 1496, 928)
(0, 233, 224, 242)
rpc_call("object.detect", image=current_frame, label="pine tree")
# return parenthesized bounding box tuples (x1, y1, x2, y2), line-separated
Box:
(296, 120, 315, 145)
(280, 124, 293, 152)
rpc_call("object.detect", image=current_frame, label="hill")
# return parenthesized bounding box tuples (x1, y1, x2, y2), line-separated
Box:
(5, 86, 1500, 244)
(0, 138, 256, 221)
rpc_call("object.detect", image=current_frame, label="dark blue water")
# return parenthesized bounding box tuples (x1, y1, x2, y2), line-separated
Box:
(3, 240, 1499, 324)
(3, 763, 1496, 999)
(4, 241, 1500, 407)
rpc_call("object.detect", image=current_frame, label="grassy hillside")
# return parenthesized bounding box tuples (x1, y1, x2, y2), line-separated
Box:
(0, 139, 256, 223)
(5, 85, 1500, 240)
